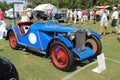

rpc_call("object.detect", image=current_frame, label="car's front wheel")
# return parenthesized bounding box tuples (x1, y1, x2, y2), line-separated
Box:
(49, 41, 74, 71)
(9, 31, 18, 49)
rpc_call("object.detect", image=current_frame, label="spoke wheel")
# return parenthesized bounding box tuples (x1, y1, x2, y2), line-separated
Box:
(9, 31, 18, 49)
(52, 45, 68, 68)
(49, 41, 74, 71)
(86, 35, 102, 56)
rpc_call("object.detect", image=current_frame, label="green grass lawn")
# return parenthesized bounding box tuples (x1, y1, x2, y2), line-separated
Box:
(0, 20, 120, 80)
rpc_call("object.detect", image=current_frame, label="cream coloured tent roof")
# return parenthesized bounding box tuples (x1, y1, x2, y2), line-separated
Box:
(94, 5, 110, 9)
(8, 8, 13, 12)
(33, 3, 57, 12)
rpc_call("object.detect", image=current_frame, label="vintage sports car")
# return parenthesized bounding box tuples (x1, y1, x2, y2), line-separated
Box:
(6, 21, 102, 71)
(0, 56, 19, 80)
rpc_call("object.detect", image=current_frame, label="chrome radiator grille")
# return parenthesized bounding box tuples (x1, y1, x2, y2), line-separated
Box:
(75, 31, 86, 51)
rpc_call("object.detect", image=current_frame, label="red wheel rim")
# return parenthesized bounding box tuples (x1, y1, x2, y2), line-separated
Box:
(9, 32, 17, 48)
(51, 45, 69, 68)
(86, 38, 98, 54)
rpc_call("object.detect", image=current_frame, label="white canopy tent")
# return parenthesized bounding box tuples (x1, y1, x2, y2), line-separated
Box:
(94, 5, 110, 9)
(33, 3, 57, 12)
(7, 8, 20, 12)
(8, 8, 13, 12)
(5, 8, 14, 18)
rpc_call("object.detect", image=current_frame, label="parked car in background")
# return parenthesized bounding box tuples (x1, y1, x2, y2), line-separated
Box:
(54, 13, 67, 23)
(6, 21, 102, 71)
(0, 56, 19, 80)
(37, 11, 48, 20)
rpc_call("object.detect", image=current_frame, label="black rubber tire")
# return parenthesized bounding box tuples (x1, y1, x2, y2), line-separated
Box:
(49, 41, 74, 71)
(86, 35, 102, 57)
(9, 31, 19, 50)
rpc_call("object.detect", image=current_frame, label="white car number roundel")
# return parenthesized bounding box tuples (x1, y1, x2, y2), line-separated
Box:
(29, 33, 37, 44)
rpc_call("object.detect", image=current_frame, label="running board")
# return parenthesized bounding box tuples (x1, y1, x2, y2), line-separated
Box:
(25, 46, 46, 55)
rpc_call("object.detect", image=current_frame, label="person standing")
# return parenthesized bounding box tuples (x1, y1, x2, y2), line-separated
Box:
(95, 10, 100, 21)
(0, 9, 4, 20)
(16, 11, 20, 20)
(90, 9, 96, 24)
(99, 7, 108, 35)
(48, 9, 52, 20)
(73, 9, 77, 24)
(82, 8, 88, 25)
(110, 7, 119, 34)
(0, 9, 7, 39)
(77, 9, 82, 24)
(27, 11, 32, 20)
(66, 8, 70, 22)
(68, 9, 73, 25)
(52, 9, 56, 21)
(33, 11, 38, 21)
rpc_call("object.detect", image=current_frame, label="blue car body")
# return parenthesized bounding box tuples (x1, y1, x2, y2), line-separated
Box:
(7, 21, 101, 60)
(6, 21, 102, 71)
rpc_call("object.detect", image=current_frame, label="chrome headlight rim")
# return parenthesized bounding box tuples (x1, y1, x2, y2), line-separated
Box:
(85, 28, 92, 36)
(67, 32, 76, 41)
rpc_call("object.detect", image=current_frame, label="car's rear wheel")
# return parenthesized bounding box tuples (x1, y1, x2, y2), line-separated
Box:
(9, 31, 18, 49)
(49, 41, 74, 71)
(86, 35, 102, 56)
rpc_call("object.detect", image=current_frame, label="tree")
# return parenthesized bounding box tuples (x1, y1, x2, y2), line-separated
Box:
(0, 1, 12, 11)
(24, 0, 120, 9)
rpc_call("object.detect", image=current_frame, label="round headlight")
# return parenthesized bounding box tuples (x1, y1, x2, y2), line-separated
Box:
(85, 28, 92, 36)
(67, 32, 75, 41)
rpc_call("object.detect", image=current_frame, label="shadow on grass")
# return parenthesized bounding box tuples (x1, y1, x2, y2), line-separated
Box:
(117, 38, 120, 43)
(0, 49, 4, 51)
(24, 49, 48, 58)
(66, 57, 97, 72)
(21, 48, 97, 72)
(23, 50, 77, 72)
(74, 57, 96, 67)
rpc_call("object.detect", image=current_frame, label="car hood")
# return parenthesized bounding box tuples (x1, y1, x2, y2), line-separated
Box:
(30, 21, 77, 33)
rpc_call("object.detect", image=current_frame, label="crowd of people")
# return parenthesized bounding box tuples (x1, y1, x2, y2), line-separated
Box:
(0, 5, 120, 39)
(66, 8, 97, 25)
(66, 6, 120, 36)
